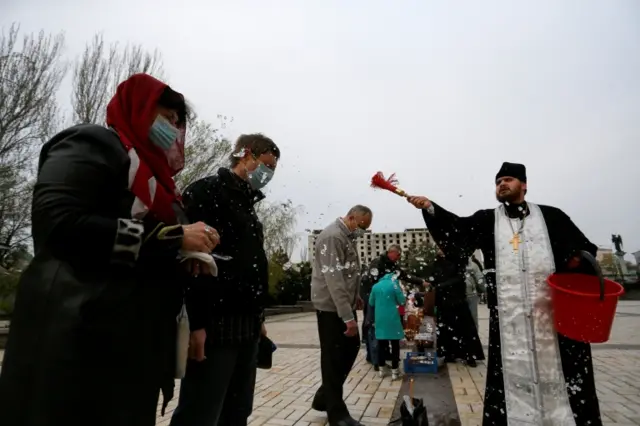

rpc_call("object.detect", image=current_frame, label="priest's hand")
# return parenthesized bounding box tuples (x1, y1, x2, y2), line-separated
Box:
(407, 196, 432, 209)
(567, 256, 581, 269)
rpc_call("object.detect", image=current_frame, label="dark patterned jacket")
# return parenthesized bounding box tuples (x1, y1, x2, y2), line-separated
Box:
(183, 167, 268, 345)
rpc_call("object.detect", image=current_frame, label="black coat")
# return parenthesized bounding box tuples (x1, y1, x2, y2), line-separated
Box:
(0, 125, 186, 426)
(183, 168, 269, 332)
(423, 201, 602, 425)
(430, 256, 468, 307)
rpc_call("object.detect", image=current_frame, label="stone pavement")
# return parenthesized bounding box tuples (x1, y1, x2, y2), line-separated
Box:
(157, 312, 403, 426)
(1, 303, 638, 425)
(449, 301, 640, 426)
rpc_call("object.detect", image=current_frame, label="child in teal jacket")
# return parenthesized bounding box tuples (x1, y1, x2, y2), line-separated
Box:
(369, 273, 406, 380)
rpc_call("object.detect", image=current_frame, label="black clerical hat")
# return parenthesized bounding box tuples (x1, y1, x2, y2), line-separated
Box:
(496, 162, 527, 183)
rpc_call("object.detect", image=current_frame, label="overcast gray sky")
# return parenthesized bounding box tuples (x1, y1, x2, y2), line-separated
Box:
(3, 0, 639, 260)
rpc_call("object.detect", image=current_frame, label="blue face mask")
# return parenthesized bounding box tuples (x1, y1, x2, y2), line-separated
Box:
(248, 163, 274, 190)
(149, 115, 180, 150)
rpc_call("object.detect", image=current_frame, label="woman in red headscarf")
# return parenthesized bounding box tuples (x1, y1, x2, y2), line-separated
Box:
(0, 74, 218, 426)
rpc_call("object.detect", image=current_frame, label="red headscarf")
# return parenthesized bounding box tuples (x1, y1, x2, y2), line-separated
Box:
(106, 74, 186, 224)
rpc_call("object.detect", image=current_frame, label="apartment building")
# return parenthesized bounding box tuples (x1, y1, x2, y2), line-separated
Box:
(307, 227, 433, 265)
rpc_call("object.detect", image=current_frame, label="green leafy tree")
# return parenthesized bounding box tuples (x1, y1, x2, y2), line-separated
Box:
(0, 270, 20, 315)
(277, 261, 312, 305)
(402, 240, 437, 280)
(267, 249, 289, 303)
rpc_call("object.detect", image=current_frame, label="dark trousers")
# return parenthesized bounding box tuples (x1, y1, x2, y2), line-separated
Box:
(366, 326, 379, 366)
(377, 340, 400, 369)
(169, 340, 259, 426)
(313, 311, 360, 422)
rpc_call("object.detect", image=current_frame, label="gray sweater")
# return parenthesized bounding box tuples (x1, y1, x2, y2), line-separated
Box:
(310, 219, 362, 322)
(465, 260, 485, 296)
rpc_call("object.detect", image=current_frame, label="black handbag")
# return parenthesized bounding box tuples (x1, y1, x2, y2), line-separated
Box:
(257, 335, 276, 369)
(390, 379, 429, 426)
(399, 396, 429, 426)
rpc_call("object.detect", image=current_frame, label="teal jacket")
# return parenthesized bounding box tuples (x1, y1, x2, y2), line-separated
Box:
(369, 273, 406, 340)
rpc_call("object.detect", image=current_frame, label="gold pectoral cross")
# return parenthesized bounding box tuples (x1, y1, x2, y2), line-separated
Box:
(510, 233, 521, 252)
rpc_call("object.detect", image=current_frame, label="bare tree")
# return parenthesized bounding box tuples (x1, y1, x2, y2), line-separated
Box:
(175, 115, 233, 190)
(256, 199, 302, 259)
(299, 243, 308, 263)
(69, 31, 301, 265)
(70, 33, 234, 193)
(71, 33, 165, 124)
(0, 23, 67, 268)
(0, 172, 33, 267)
(0, 23, 67, 170)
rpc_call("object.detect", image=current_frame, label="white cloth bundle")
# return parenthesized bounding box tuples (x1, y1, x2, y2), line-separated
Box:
(175, 304, 190, 379)
(178, 250, 218, 277)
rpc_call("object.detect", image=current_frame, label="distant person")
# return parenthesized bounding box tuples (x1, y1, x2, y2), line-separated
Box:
(0, 74, 218, 426)
(465, 255, 485, 328)
(360, 244, 427, 364)
(369, 273, 406, 380)
(407, 161, 602, 425)
(311, 205, 372, 426)
(429, 248, 484, 367)
(170, 134, 280, 426)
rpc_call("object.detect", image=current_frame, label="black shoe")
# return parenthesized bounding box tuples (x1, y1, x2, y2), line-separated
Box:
(373, 365, 380, 372)
(330, 416, 364, 426)
(466, 358, 477, 368)
(444, 356, 456, 364)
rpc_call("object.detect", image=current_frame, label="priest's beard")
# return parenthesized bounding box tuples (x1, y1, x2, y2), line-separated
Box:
(496, 186, 524, 204)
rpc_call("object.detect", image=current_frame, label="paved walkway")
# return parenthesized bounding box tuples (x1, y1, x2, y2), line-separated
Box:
(158, 312, 402, 426)
(1, 303, 638, 425)
(450, 301, 640, 426)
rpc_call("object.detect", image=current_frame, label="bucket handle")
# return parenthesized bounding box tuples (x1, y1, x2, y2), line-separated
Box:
(578, 250, 605, 302)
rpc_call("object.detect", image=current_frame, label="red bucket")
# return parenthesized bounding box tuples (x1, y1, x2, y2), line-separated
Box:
(547, 251, 624, 343)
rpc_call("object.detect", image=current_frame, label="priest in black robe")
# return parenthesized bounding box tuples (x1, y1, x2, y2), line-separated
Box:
(407, 162, 602, 426)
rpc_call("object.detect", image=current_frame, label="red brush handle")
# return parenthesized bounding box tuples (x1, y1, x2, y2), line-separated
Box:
(371, 171, 409, 198)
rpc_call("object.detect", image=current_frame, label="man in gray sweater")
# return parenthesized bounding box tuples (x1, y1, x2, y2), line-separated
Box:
(310, 205, 373, 426)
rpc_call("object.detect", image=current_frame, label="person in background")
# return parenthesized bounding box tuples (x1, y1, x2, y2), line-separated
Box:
(369, 273, 406, 381)
(360, 244, 426, 364)
(311, 205, 372, 426)
(0, 74, 218, 426)
(170, 134, 280, 426)
(465, 255, 485, 329)
(429, 248, 485, 367)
